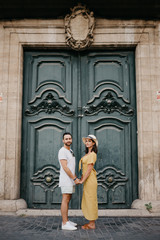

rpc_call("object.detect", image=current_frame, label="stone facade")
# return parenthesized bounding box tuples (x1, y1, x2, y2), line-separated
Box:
(0, 19, 160, 212)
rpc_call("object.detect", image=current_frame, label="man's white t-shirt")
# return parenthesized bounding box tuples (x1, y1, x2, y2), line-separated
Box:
(58, 147, 75, 187)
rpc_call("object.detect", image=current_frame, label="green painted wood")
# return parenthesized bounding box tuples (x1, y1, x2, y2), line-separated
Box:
(21, 50, 138, 209)
(80, 51, 138, 208)
(21, 51, 79, 209)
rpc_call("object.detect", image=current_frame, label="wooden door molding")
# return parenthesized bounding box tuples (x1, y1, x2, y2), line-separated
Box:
(21, 50, 137, 209)
(80, 51, 137, 208)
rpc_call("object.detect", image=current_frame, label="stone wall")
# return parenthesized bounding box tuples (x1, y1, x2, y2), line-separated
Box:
(0, 19, 160, 211)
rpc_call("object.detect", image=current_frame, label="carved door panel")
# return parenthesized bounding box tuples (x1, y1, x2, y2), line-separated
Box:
(21, 50, 138, 209)
(80, 51, 138, 208)
(21, 51, 79, 208)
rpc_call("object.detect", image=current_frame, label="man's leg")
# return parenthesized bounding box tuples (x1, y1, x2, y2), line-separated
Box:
(61, 194, 72, 225)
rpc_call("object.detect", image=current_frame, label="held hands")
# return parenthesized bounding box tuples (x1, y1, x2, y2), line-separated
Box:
(74, 178, 81, 185)
(73, 177, 83, 185)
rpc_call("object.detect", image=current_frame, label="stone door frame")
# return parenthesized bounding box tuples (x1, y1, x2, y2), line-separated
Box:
(0, 19, 160, 211)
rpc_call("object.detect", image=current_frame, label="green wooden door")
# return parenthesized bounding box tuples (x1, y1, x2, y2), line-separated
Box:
(21, 50, 138, 209)
(80, 51, 138, 208)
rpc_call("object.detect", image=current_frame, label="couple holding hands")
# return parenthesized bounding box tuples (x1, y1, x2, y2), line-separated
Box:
(58, 132, 98, 230)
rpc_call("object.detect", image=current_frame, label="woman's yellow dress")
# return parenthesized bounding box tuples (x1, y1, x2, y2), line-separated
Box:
(79, 152, 98, 221)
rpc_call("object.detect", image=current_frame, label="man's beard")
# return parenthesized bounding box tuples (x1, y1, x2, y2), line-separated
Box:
(65, 142, 72, 146)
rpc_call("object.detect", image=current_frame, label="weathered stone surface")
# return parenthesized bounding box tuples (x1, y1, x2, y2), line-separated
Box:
(132, 199, 160, 213)
(0, 199, 27, 212)
(0, 19, 160, 211)
(0, 215, 160, 240)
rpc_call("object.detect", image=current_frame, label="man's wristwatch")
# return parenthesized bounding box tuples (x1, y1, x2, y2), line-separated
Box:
(73, 177, 77, 181)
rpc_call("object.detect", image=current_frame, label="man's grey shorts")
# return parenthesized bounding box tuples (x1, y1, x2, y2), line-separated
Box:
(61, 186, 75, 194)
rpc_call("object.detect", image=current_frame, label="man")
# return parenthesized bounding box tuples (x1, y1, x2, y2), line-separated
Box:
(58, 132, 80, 230)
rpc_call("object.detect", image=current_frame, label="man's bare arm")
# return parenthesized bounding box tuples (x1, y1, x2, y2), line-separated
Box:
(60, 159, 76, 180)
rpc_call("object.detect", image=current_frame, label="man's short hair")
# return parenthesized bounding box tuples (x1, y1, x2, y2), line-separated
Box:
(63, 132, 72, 139)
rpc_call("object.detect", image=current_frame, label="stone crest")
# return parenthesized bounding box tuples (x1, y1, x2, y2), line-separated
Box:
(64, 4, 95, 51)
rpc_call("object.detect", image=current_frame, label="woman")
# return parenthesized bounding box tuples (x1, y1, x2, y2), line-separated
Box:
(79, 134, 98, 229)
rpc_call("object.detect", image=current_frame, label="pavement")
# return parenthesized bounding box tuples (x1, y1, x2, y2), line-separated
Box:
(0, 216, 160, 240)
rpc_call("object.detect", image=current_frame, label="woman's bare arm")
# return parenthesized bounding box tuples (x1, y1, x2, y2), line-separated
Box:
(80, 164, 93, 183)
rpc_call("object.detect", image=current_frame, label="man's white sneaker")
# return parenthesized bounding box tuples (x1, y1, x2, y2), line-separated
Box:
(69, 220, 77, 227)
(62, 221, 77, 230)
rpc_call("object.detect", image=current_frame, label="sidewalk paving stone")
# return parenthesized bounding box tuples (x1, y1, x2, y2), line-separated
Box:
(0, 216, 160, 240)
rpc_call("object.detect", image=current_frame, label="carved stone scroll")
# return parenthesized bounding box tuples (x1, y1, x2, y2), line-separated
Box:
(65, 4, 95, 51)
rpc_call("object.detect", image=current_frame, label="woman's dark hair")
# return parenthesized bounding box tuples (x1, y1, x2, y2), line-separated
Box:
(85, 140, 98, 154)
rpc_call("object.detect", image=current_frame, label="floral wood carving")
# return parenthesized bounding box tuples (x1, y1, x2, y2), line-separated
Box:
(64, 4, 95, 51)
(97, 166, 128, 189)
(84, 92, 134, 116)
(31, 166, 59, 191)
(25, 92, 75, 116)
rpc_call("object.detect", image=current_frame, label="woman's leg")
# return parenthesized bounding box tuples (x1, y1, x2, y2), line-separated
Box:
(82, 220, 95, 229)
(88, 220, 95, 228)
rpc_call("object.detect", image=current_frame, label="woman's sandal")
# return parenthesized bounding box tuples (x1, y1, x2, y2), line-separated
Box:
(81, 223, 95, 229)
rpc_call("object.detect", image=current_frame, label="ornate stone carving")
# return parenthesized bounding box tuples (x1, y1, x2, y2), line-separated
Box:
(31, 166, 59, 191)
(65, 4, 95, 50)
(25, 92, 75, 116)
(84, 92, 134, 116)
